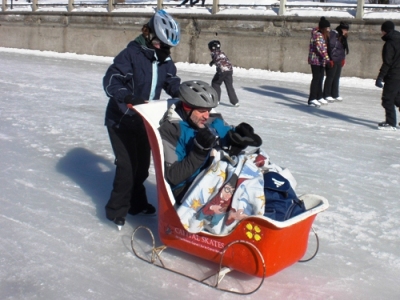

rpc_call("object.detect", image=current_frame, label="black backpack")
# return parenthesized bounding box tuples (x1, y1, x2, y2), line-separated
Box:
(263, 172, 306, 221)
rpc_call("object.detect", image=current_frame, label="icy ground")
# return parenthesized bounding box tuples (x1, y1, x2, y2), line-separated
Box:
(0, 48, 399, 299)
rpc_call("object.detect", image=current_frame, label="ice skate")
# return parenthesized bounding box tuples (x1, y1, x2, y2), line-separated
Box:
(128, 203, 156, 216)
(378, 122, 397, 131)
(325, 96, 335, 103)
(318, 98, 328, 105)
(113, 217, 125, 231)
(308, 99, 321, 108)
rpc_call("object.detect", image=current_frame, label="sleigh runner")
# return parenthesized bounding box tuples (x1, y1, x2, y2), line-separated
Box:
(131, 99, 329, 293)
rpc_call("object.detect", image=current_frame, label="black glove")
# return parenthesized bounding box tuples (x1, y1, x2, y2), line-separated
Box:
(235, 123, 253, 138)
(234, 123, 262, 146)
(124, 95, 146, 106)
(228, 123, 262, 156)
(375, 77, 383, 88)
(194, 127, 218, 152)
(209, 61, 214, 67)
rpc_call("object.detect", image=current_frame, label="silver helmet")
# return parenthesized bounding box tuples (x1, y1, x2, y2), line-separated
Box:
(179, 80, 219, 109)
(148, 10, 180, 47)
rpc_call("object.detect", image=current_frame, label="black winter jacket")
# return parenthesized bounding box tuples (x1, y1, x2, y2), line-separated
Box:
(378, 30, 400, 81)
(103, 41, 180, 130)
(328, 30, 347, 62)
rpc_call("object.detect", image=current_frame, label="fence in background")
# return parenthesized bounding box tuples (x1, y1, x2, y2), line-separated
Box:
(1, 0, 400, 19)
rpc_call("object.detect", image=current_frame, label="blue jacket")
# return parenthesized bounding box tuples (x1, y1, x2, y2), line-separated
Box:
(103, 41, 181, 130)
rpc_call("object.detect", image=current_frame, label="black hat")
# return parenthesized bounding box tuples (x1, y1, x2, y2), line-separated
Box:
(208, 40, 221, 51)
(381, 21, 395, 33)
(339, 21, 350, 30)
(319, 17, 330, 29)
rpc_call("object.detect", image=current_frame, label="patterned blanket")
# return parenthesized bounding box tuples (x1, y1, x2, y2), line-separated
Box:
(177, 150, 287, 235)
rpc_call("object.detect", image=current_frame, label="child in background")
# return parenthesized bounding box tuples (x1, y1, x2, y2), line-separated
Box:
(177, 0, 205, 7)
(208, 40, 240, 107)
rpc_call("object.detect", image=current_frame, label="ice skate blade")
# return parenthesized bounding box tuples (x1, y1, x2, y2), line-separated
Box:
(378, 127, 397, 131)
(117, 225, 123, 231)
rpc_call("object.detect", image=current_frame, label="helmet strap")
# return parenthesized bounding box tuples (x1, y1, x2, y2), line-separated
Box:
(180, 103, 198, 128)
(182, 102, 193, 111)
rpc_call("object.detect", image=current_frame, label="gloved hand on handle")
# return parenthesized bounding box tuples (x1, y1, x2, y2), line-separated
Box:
(124, 95, 146, 109)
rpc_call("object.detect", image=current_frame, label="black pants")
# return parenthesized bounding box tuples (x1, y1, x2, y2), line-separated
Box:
(309, 65, 325, 102)
(212, 70, 239, 105)
(381, 77, 400, 126)
(180, 0, 204, 5)
(105, 124, 151, 220)
(323, 62, 342, 99)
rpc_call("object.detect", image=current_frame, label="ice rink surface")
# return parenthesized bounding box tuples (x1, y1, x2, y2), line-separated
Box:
(0, 49, 399, 299)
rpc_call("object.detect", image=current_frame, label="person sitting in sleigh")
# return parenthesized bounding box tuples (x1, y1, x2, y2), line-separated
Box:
(158, 81, 303, 235)
(158, 80, 262, 204)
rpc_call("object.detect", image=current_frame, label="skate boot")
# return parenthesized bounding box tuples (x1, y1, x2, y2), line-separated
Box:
(378, 122, 397, 131)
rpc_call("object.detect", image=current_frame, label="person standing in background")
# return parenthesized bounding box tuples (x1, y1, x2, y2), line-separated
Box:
(307, 17, 332, 108)
(208, 40, 240, 107)
(375, 21, 400, 131)
(323, 21, 350, 102)
(177, 0, 205, 7)
(192, 0, 205, 6)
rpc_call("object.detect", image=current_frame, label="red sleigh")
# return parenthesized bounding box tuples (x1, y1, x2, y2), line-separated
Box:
(131, 100, 329, 294)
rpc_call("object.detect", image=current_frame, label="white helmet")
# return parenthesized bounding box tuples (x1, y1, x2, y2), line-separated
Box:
(148, 10, 180, 47)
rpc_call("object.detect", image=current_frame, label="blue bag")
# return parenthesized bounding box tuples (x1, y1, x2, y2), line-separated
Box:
(263, 172, 306, 221)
